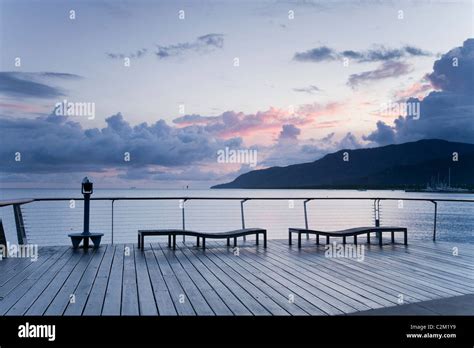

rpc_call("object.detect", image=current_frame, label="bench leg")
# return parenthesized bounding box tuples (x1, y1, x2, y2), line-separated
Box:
(168, 235, 171, 248)
(141, 235, 145, 250)
(289, 230, 292, 245)
(326, 236, 329, 244)
(138, 234, 141, 249)
(173, 234, 176, 250)
(316, 234, 319, 245)
(378, 232, 383, 247)
(227, 238, 230, 246)
(343, 236, 346, 245)
(256, 233, 259, 245)
(391, 231, 395, 244)
(367, 232, 370, 244)
(197, 237, 200, 247)
(298, 233, 302, 248)
(354, 235, 357, 245)
(404, 230, 407, 245)
(203, 238, 206, 249)
(263, 232, 267, 248)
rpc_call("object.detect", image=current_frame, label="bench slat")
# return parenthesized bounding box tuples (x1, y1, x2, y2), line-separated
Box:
(138, 228, 267, 250)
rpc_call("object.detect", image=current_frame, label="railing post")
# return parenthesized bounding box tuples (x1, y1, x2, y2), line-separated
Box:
(181, 199, 187, 242)
(13, 204, 27, 245)
(431, 200, 437, 241)
(373, 199, 381, 243)
(111, 199, 115, 245)
(240, 199, 249, 241)
(303, 199, 312, 239)
(373, 199, 380, 227)
(0, 219, 6, 257)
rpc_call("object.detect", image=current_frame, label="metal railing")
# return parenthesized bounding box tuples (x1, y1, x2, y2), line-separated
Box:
(0, 196, 473, 246)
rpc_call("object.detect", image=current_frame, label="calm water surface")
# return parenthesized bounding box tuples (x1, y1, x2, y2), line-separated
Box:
(1, 189, 473, 245)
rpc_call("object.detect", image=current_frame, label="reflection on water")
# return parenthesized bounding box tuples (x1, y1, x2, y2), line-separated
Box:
(1, 189, 473, 246)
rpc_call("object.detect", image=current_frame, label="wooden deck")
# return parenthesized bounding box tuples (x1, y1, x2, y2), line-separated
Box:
(0, 239, 473, 316)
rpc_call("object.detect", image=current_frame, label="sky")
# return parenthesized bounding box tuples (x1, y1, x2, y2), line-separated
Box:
(0, 0, 473, 188)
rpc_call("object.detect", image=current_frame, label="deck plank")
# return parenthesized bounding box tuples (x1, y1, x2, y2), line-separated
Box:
(83, 244, 116, 315)
(170, 245, 233, 315)
(186, 243, 290, 315)
(102, 244, 124, 315)
(134, 245, 158, 315)
(185, 244, 271, 315)
(142, 246, 177, 315)
(121, 244, 139, 315)
(0, 247, 58, 298)
(25, 250, 85, 315)
(150, 244, 196, 315)
(266, 242, 396, 307)
(205, 242, 316, 315)
(64, 246, 107, 315)
(178, 246, 252, 315)
(44, 248, 97, 315)
(0, 240, 472, 316)
(1, 247, 70, 315)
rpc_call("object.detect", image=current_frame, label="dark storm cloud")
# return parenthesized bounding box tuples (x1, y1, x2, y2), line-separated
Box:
(0, 112, 241, 174)
(364, 39, 474, 145)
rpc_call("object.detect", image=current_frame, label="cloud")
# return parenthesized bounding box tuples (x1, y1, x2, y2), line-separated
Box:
(106, 48, 148, 59)
(293, 46, 337, 62)
(347, 61, 412, 88)
(394, 81, 433, 100)
(278, 124, 301, 140)
(426, 39, 474, 94)
(172, 102, 343, 141)
(0, 72, 81, 99)
(262, 130, 362, 167)
(362, 120, 396, 145)
(155, 33, 224, 59)
(0, 112, 241, 175)
(338, 132, 362, 149)
(364, 39, 474, 145)
(294, 45, 431, 63)
(293, 85, 321, 94)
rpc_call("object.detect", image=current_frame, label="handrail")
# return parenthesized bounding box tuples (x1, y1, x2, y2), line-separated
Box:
(0, 199, 34, 207)
(2, 196, 472, 203)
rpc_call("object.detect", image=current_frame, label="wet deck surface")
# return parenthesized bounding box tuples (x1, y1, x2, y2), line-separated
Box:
(0, 239, 473, 315)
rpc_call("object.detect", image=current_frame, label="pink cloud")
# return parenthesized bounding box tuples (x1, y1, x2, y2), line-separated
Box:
(172, 102, 344, 144)
(395, 81, 433, 100)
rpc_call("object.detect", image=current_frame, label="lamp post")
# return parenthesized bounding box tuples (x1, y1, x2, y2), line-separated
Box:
(68, 177, 104, 249)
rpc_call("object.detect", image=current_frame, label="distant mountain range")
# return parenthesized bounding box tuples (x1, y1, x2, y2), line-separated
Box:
(212, 139, 474, 190)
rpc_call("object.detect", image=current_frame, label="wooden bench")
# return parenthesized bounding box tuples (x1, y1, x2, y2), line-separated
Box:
(138, 228, 267, 250)
(289, 226, 407, 248)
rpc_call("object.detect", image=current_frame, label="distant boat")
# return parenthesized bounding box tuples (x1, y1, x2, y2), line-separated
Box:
(406, 168, 472, 193)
